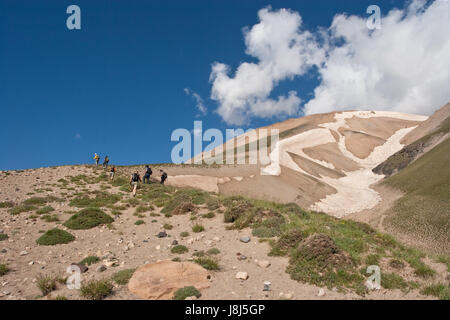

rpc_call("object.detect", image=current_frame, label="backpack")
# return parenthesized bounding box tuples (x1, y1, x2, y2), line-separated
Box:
(132, 173, 139, 182)
(146, 168, 152, 175)
(162, 172, 167, 180)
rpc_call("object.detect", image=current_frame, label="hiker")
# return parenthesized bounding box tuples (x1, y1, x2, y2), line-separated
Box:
(160, 169, 167, 185)
(110, 166, 116, 180)
(130, 171, 142, 197)
(94, 153, 100, 166)
(103, 155, 110, 168)
(143, 165, 152, 184)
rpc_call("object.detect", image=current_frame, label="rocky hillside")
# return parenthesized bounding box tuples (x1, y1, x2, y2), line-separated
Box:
(0, 166, 449, 300)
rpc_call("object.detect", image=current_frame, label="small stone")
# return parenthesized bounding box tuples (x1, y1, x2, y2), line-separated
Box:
(157, 231, 167, 238)
(257, 260, 271, 268)
(1, 248, 6, 253)
(155, 245, 161, 250)
(19, 250, 28, 256)
(240, 236, 251, 243)
(96, 265, 106, 272)
(317, 288, 325, 297)
(28, 261, 34, 265)
(213, 237, 220, 242)
(237, 255, 247, 261)
(187, 238, 194, 245)
(171, 240, 178, 246)
(235, 272, 248, 280)
(185, 296, 197, 300)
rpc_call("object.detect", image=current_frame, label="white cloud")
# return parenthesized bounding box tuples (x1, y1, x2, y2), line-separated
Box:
(184, 88, 207, 116)
(210, 1, 450, 124)
(210, 7, 324, 125)
(304, 0, 450, 116)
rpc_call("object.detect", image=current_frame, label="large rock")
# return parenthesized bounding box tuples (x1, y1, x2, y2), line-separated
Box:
(128, 260, 210, 300)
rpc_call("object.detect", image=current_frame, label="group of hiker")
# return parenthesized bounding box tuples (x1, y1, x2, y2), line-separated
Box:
(93, 153, 168, 197)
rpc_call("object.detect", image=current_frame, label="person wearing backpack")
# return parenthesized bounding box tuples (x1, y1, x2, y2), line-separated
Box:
(130, 171, 142, 197)
(143, 165, 152, 184)
(110, 166, 116, 180)
(103, 155, 110, 168)
(94, 153, 100, 166)
(160, 169, 167, 185)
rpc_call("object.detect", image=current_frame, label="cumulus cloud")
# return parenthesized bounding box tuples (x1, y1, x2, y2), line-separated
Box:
(184, 88, 207, 116)
(210, 7, 324, 125)
(210, 1, 450, 124)
(304, 0, 450, 115)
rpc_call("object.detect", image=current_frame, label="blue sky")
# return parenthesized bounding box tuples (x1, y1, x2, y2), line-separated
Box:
(0, 0, 435, 170)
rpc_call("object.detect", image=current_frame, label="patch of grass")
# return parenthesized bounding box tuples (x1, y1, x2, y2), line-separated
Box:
(135, 220, 145, 225)
(36, 274, 57, 296)
(54, 295, 68, 300)
(163, 223, 173, 230)
(0, 201, 14, 208)
(40, 214, 59, 222)
(420, 284, 450, 300)
(180, 231, 189, 237)
(64, 208, 114, 230)
(36, 206, 55, 214)
(192, 224, 205, 233)
(207, 248, 220, 255)
(171, 245, 188, 254)
(80, 279, 113, 300)
(23, 196, 62, 206)
(111, 268, 136, 285)
(383, 136, 450, 253)
(36, 228, 75, 245)
(193, 250, 205, 257)
(172, 286, 201, 300)
(194, 257, 219, 270)
(172, 257, 181, 262)
(8, 204, 36, 215)
(0, 233, 8, 241)
(80, 256, 100, 266)
(381, 272, 409, 291)
(202, 212, 215, 219)
(0, 264, 9, 276)
(365, 254, 380, 266)
(69, 191, 121, 208)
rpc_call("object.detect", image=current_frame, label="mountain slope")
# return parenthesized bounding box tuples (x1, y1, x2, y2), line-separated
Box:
(381, 127, 450, 252)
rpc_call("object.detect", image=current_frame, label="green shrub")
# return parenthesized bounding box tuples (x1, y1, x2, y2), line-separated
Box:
(0, 264, 9, 276)
(0, 201, 14, 208)
(24, 196, 61, 206)
(80, 256, 100, 266)
(36, 206, 55, 215)
(135, 220, 145, 225)
(36, 228, 75, 245)
(80, 279, 113, 300)
(173, 286, 201, 300)
(194, 257, 219, 270)
(163, 223, 173, 230)
(64, 208, 113, 230)
(69, 191, 120, 208)
(421, 284, 450, 300)
(40, 214, 59, 222)
(0, 233, 8, 241)
(207, 248, 220, 255)
(9, 204, 36, 215)
(171, 245, 188, 254)
(192, 224, 205, 233)
(180, 231, 189, 237)
(381, 272, 409, 290)
(36, 274, 57, 296)
(112, 268, 136, 285)
(202, 212, 215, 219)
